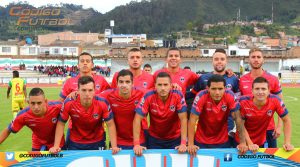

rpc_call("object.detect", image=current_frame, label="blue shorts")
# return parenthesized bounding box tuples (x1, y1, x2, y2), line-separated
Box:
(194, 140, 231, 148)
(265, 129, 277, 148)
(68, 138, 105, 150)
(147, 135, 181, 149)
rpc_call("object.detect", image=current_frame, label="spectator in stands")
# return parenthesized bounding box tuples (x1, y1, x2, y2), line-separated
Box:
(143, 64, 152, 74)
(239, 47, 283, 148)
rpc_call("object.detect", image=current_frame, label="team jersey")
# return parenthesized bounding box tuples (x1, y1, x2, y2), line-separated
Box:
(111, 70, 154, 91)
(239, 71, 282, 96)
(153, 68, 199, 96)
(59, 74, 110, 99)
(8, 78, 26, 100)
(191, 90, 239, 144)
(8, 101, 65, 149)
(100, 88, 145, 146)
(135, 90, 187, 140)
(191, 72, 239, 94)
(59, 96, 113, 144)
(239, 71, 282, 130)
(236, 95, 288, 146)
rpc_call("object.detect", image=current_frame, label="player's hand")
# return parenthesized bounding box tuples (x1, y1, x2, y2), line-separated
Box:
(272, 128, 281, 139)
(49, 146, 61, 154)
(248, 144, 259, 154)
(67, 91, 78, 100)
(187, 145, 199, 157)
(175, 144, 187, 153)
(133, 145, 146, 156)
(111, 147, 121, 154)
(283, 143, 294, 151)
(237, 143, 248, 155)
(172, 83, 182, 91)
(225, 69, 236, 77)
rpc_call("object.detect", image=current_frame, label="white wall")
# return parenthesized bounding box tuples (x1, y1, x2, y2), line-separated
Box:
(0, 45, 18, 55)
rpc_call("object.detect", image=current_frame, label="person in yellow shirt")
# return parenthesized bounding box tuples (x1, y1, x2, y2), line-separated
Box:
(7, 71, 27, 118)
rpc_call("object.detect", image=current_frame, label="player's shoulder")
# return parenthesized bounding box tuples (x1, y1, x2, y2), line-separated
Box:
(239, 95, 252, 102)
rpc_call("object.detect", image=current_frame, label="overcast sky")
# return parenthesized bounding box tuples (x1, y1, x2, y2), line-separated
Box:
(1, 0, 140, 13)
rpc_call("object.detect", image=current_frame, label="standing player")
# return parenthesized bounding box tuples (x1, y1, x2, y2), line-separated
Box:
(153, 48, 199, 96)
(50, 76, 119, 154)
(133, 72, 188, 156)
(7, 70, 27, 118)
(187, 48, 240, 146)
(0, 88, 65, 151)
(143, 64, 152, 74)
(101, 70, 146, 149)
(237, 77, 293, 152)
(239, 48, 283, 148)
(111, 48, 154, 91)
(187, 75, 247, 156)
(59, 52, 110, 100)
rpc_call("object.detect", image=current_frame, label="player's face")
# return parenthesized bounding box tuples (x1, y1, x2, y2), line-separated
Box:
(78, 82, 95, 107)
(144, 67, 152, 74)
(155, 77, 171, 99)
(166, 50, 181, 69)
(252, 82, 270, 101)
(128, 51, 143, 70)
(117, 75, 133, 96)
(78, 54, 94, 74)
(249, 51, 264, 70)
(28, 95, 47, 117)
(208, 82, 225, 102)
(212, 52, 227, 73)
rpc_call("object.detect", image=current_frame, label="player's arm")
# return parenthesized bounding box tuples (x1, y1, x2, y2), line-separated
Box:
(273, 93, 283, 139)
(133, 113, 146, 156)
(0, 128, 11, 144)
(232, 110, 247, 155)
(49, 121, 65, 154)
(243, 125, 259, 154)
(7, 81, 11, 99)
(175, 112, 187, 153)
(281, 114, 294, 151)
(187, 113, 199, 156)
(105, 119, 120, 154)
(23, 84, 27, 100)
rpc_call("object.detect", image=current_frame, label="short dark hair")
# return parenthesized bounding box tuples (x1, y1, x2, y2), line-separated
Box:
(78, 76, 95, 88)
(13, 70, 19, 77)
(252, 77, 269, 88)
(78, 52, 93, 63)
(166, 47, 181, 58)
(117, 69, 133, 82)
(184, 66, 191, 70)
(249, 47, 262, 55)
(207, 74, 226, 87)
(143, 64, 152, 69)
(214, 48, 227, 55)
(155, 72, 172, 83)
(29, 87, 45, 97)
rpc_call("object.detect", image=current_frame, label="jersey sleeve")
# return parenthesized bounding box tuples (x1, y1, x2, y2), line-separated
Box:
(174, 91, 187, 113)
(188, 71, 199, 86)
(23, 79, 27, 85)
(226, 90, 240, 113)
(190, 91, 206, 116)
(99, 77, 111, 92)
(58, 99, 71, 123)
(191, 75, 204, 95)
(8, 114, 25, 133)
(101, 99, 114, 122)
(271, 78, 282, 95)
(59, 79, 71, 99)
(135, 94, 151, 117)
(110, 72, 118, 88)
(8, 80, 12, 87)
(274, 96, 288, 118)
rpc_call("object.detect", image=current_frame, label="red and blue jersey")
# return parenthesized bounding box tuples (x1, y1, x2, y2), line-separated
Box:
(153, 68, 199, 96)
(8, 101, 65, 149)
(135, 89, 187, 140)
(191, 72, 239, 94)
(191, 90, 239, 144)
(60, 74, 110, 99)
(111, 70, 154, 91)
(59, 95, 113, 144)
(100, 88, 145, 146)
(236, 95, 288, 146)
(239, 71, 282, 130)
